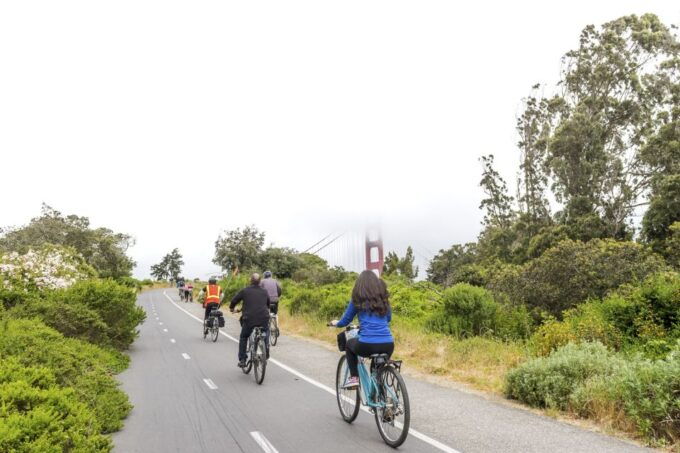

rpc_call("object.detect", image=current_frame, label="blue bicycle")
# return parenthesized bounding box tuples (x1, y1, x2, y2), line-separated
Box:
(334, 325, 410, 447)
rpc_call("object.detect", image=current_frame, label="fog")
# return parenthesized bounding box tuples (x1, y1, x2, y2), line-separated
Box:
(1, 1, 677, 278)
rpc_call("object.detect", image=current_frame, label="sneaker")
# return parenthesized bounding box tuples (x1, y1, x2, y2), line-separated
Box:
(342, 376, 359, 389)
(238, 360, 246, 368)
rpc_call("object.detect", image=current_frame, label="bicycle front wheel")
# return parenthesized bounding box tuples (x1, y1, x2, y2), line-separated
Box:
(335, 355, 360, 423)
(374, 365, 410, 447)
(253, 337, 267, 385)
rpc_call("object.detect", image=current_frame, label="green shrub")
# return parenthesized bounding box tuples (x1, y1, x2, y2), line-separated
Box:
(531, 272, 680, 357)
(287, 287, 324, 317)
(505, 342, 624, 410)
(610, 345, 680, 443)
(55, 279, 146, 350)
(218, 275, 249, 303)
(8, 297, 111, 347)
(426, 284, 534, 339)
(532, 304, 624, 356)
(0, 358, 111, 452)
(489, 239, 666, 316)
(0, 318, 131, 433)
(115, 276, 142, 290)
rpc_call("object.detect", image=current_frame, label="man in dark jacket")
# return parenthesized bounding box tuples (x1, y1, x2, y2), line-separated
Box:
(230, 273, 271, 367)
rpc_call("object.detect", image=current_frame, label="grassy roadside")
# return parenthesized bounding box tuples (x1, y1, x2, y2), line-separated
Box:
(277, 309, 672, 451)
(277, 309, 529, 394)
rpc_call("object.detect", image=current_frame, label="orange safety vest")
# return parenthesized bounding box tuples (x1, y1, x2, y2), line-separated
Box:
(204, 284, 222, 307)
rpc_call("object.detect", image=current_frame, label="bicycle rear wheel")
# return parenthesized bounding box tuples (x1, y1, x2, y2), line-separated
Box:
(374, 366, 410, 447)
(335, 355, 360, 423)
(211, 320, 219, 342)
(253, 336, 267, 385)
(270, 317, 279, 346)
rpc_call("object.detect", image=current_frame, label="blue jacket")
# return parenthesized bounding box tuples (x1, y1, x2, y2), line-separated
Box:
(337, 301, 393, 344)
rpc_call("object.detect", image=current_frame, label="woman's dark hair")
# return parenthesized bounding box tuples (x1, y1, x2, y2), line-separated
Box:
(352, 270, 390, 316)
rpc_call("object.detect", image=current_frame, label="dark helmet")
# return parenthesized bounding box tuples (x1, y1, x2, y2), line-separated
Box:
(208, 277, 217, 284)
(263, 270, 272, 278)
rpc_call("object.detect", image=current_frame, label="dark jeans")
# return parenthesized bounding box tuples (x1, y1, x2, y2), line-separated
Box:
(269, 301, 279, 315)
(345, 338, 394, 377)
(238, 324, 269, 361)
(204, 303, 219, 321)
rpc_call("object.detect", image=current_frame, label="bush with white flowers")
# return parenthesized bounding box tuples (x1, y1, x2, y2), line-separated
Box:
(0, 245, 96, 291)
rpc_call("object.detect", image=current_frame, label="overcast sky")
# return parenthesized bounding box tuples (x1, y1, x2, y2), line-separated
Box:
(1, 1, 678, 279)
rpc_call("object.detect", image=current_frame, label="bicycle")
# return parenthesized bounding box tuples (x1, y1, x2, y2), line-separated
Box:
(268, 310, 280, 347)
(332, 324, 410, 448)
(242, 326, 268, 384)
(234, 308, 268, 385)
(203, 306, 221, 342)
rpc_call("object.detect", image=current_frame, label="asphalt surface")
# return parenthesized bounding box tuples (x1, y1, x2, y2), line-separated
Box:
(113, 289, 653, 453)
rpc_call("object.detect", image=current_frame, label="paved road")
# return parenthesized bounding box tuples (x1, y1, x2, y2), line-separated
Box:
(113, 289, 652, 453)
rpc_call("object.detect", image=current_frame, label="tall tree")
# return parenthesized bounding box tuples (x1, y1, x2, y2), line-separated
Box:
(213, 225, 265, 273)
(544, 14, 679, 239)
(150, 248, 184, 281)
(516, 89, 552, 225)
(166, 248, 184, 280)
(383, 247, 419, 281)
(426, 243, 478, 286)
(0, 204, 135, 278)
(479, 154, 515, 229)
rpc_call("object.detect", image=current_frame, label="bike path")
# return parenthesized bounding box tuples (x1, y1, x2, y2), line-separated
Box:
(113, 289, 443, 453)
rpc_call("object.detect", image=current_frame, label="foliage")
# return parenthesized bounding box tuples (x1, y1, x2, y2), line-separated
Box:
(426, 283, 534, 340)
(0, 358, 111, 452)
(150, 248, 184, 281)
(479, 154, 515, 229)
(213, 225, 265, 273)
(662, 222, 680, 269)
(531, 271, 680, 357)
(0, 244, 96, 291)
(546, 14, 678, 239)
(0, 318, 131, 434)
(506, 341, 680, 445)
(426, 243, 479, 286)
(489, 239, 665, 315)
(643, 175, 680, 266)
(258, 246, 302, 278)
(506, 342, 624, 410)
(383, 246, 418, 281)
(7, 280, 146, 350)
(0, 204, 135, 278)
(291, 253, 349, 285)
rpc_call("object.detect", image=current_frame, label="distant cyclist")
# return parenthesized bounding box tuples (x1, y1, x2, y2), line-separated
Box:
(201, 277, 223, 334)
(184, 282, 193, 302)
(330, 270, 394, 389)
(230, 273, 271, 368)
(260, 270, 282, 314)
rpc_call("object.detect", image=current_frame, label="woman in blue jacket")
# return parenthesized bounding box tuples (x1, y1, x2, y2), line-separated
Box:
(331, 270, 394, 388)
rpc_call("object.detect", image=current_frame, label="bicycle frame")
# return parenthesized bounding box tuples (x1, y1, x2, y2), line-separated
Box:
(353, 358, 399, 409)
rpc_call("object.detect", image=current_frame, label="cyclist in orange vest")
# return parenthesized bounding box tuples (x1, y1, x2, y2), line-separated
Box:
(201, 277, 223, 330)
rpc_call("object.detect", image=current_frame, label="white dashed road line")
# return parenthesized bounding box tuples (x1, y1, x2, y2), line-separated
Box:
(162, 291, 461, 453)
(170, 339, 176, 343)
(182, 353, 191, 360)
(250, 431, 279, 453)
(163, 328, 168, 332)
(203, 378, 218, 390)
